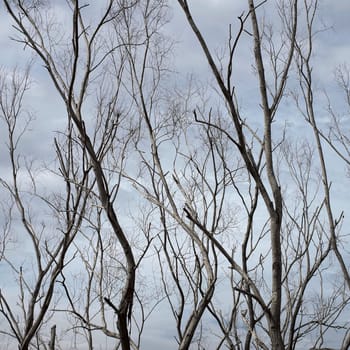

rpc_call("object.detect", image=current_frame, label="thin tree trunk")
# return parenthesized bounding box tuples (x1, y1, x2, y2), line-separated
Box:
(248, 0, 284, 348)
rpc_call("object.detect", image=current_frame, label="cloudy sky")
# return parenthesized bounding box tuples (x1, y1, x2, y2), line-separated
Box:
(1, 1, 350, 349)
(1, 0, 349, 145)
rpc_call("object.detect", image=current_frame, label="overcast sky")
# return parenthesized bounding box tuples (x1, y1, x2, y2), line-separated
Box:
(1, 1, 350, 349)
(1, 0, 349, 142)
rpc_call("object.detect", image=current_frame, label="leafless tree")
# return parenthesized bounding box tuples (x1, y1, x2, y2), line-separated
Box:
(0, 65, 93, 349)
(173, 0, 349, 349)
(0, 1, 141, 349)
(1, 1, 349, 350)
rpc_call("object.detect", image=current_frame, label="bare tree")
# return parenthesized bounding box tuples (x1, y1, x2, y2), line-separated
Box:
(173, 0, 297, 348)
(293, 0, 350, 291)
(0, 1, 140, 349)
(1, 1, 349, 350)
(172, 0, 349, 349)
(0, 65, 93, 349)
